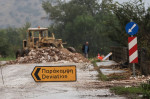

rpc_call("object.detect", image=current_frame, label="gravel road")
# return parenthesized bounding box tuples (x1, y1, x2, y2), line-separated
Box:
(0, 62, 125, 99)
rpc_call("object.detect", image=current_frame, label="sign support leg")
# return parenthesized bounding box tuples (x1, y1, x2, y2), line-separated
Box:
(0, 66, 4, 85)
(133, 63, 136, 77)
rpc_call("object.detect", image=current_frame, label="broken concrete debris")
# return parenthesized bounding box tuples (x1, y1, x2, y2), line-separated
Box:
(8, 47, 89, 64)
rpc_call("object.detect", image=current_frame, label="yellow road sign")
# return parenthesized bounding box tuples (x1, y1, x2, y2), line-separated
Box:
(31, 66, 76, 82)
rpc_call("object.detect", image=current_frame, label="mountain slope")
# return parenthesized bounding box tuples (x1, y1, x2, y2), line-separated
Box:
(0, 0, 50, 28)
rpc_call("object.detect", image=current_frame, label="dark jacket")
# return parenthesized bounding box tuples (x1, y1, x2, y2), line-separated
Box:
(82, 44, 89, 53)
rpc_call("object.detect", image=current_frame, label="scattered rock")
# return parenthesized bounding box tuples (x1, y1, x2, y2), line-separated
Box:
(125, 85, 131, 88)
(73, 57, 78, 62)
(42, 60, 46, 63)
(54, 55, 59, 61)
(8, 47, 89, 64)
(67, 47, 76, 53)
(79, 60, 83, 63)
(0, 61, 7, 65)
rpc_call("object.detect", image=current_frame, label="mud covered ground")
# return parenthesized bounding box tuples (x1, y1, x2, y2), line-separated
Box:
(0, 62, 126, 99)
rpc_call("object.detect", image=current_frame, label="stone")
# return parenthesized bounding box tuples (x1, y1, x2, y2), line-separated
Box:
(125, 85, 131, 88)
(73, 57, 78, 61)
(42, 60, 46, 63)
(18, 57, 24, 63)
(79, 60, 83, 63)
(48, 55, 51, 60)
(67, 47, 76, 53)
(54, 55, 59, 61)
(8, 47, 89, 64)
(43, 52, 48, 56)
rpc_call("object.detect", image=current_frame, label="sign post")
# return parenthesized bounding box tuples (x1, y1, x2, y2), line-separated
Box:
(133, 63, 135, 77)
(126, 22, 139, 77)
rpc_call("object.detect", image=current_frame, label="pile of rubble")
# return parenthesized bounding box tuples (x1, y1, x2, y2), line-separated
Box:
(8, 47, 89, 64)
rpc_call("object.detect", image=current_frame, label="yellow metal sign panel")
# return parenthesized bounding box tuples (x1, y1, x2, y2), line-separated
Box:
(31, 66, 76, 82)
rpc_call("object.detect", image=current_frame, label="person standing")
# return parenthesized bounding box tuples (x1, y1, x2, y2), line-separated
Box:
(82, 42, 89, 58)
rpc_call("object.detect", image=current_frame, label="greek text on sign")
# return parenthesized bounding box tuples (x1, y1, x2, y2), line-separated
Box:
(31, 66, 76, 82)
(128, 37, 138, 63)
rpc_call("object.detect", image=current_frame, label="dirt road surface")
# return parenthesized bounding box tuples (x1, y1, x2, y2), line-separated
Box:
(0, 62, 125, 99)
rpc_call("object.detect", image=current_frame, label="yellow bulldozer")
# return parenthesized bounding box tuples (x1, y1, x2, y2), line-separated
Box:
(16, 27, 65, 58)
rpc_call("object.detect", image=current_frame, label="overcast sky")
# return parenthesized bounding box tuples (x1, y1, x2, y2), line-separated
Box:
(114, 0, 150, 8)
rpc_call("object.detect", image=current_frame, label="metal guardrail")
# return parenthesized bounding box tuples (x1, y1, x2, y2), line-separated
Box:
(111, 46, 128, 63)
(111, 46, 150, 75)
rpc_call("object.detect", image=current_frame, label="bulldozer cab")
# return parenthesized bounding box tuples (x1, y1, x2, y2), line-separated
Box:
(23, 27, 64, 50)
(23, 27, 49, 49)
(28, 28, 48, 42)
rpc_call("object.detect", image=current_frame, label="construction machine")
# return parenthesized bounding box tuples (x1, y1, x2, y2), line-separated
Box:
(16, 27, 65, 58)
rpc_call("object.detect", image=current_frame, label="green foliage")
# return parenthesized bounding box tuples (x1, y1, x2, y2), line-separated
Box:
(110, 86, 142, 95)
(0, 57, 16, 61)
(111, 81, 150, 98)
(0, 29, 10, 56)
(1, 0, 150, 59)
(91, 59, 108, 81)
(141, 82, 150, 98)
(110, 0, 150, 50)
(42, 0, 150, 57)
(0, 22, 31, 57)
(42, 0, 118, 57)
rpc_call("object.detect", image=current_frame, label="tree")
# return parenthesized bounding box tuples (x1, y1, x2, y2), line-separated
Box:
(0, 22, 31, 57)
(18, 22, 31, 41)
(42, 0, 117, 56)
(0, 29, 10, 56)
(109, 0, 150, 56)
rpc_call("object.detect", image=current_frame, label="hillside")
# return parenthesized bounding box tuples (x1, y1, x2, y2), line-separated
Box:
(0, 0, 50, 28)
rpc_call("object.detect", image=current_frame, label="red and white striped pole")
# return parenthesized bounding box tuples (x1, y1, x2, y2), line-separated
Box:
(128, 37, 138, 63)
(128, 36, 138, 77)
(126, 20, 139, 77)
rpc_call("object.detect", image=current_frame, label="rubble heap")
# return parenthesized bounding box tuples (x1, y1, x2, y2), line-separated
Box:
(8, 47, 89, 64)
